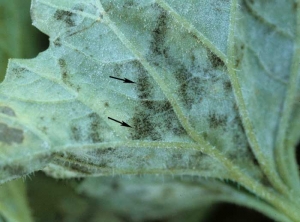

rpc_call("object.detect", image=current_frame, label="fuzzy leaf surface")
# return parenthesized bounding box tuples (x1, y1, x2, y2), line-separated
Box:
(0, 0, 299, 202)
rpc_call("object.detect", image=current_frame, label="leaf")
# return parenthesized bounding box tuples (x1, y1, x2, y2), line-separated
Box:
(76, 175, 292, 222)
(0, 0, 44, 82)
(0, 0, 299, 220)
(0, 0, 260, 183)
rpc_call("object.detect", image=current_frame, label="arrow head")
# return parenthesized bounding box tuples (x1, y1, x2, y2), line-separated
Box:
(121, 121, 132, 128)
(123, 78, 135, 83)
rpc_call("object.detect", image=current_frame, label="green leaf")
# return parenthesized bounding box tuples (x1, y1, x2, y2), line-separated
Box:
(77, 176, 292, 222)
(0, 0, 260, 184)
(0, 0, 299, 221)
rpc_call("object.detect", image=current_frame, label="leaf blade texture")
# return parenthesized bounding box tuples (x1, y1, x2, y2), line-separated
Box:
(0, 1, 299, 220)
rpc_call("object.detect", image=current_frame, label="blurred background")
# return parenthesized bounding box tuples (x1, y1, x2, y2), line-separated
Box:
(0, 0, 48, 82)
(0, 0, 299, 221)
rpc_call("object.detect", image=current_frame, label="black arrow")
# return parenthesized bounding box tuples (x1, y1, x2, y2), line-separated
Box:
(108, 117, 132, 128)
(109, 76, 135, 83)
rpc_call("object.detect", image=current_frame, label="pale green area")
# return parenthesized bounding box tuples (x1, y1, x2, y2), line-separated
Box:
(0, 0, 299, 221)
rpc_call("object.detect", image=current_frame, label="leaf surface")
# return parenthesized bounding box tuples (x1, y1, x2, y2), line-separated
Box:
(0, 0, 255, 181)
(0, 1, 299, 218)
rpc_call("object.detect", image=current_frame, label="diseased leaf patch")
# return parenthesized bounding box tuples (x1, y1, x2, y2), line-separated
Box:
(0, 106, 16, 117)
(0, 0, 269, 186)
(49, 146, 224, 177)
(59, 58, 81, 92)
(70, 112, 105, 143)
(1, 4, 299, 221)
(131, 61, 187, 140)
(54, 10, 76, 27)
(208, 113, 227, 129)
(207, 50, 225, 68)
(130, 99, 186, 140)
(0, 123, 23, 145)
(2, 164, 27, 176)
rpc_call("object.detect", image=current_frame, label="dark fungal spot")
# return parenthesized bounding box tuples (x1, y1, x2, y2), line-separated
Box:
(41, 126, 48, 133)
(0, 123, 24, 145)
(166, 151, 207, 170)
(102, 2, 113, 13)
(58, 58, 66, 68)
(233, 103, 239, 112)
(11, 67, 26, 74)
(0, 106, 16, 117)
(151, 6, 168, 56)
(131, 114, 161, 140)
(143, 100, 172, 112)
(65, 162, 93, 175)
(166, 153, 183, 169)
(123, 0, 134, 7)
(174, 65, 203, 109)
(174, 65, 192, 85)
(179, 78, 203, 109)
(208, 113, 227, 129)
(70, 112, 104, 143)
(235, 58, 241, 67)
(246, 144, 259, 166)
(129, 59, 187, 140)
(59, 58, 68, 83)
(88, 113, 103, 143)
(163, 108, 185, 136)
(223, 81, 232, 92)
(231, 114, 248, 149)
(131, 99, 186, 140)
(55, 152, 83, 163)
(71, 126, 81, 141)
(260, 175, 271, 187)
(112, 65, 122, 78)
(2, 164, 26, 176)
(147, 4, 170, 67)
(94, 147, 116, 156)
(54, 9, 76, 27)
(11, 67, 26, 79)
(237, 115, 246, 136)
(62, 72, 68, 82)
(207, 50, 225, 68)
(233, 113, 246, 145)
(172, 123, 185, 136)
(53, 38, 61, 47)
(53, 153, 100, 174)
(58, 58, 81, 92)
(104, 102, 109, 107)
(188, 152, 208, 170)
(135, 63, 153, 99)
